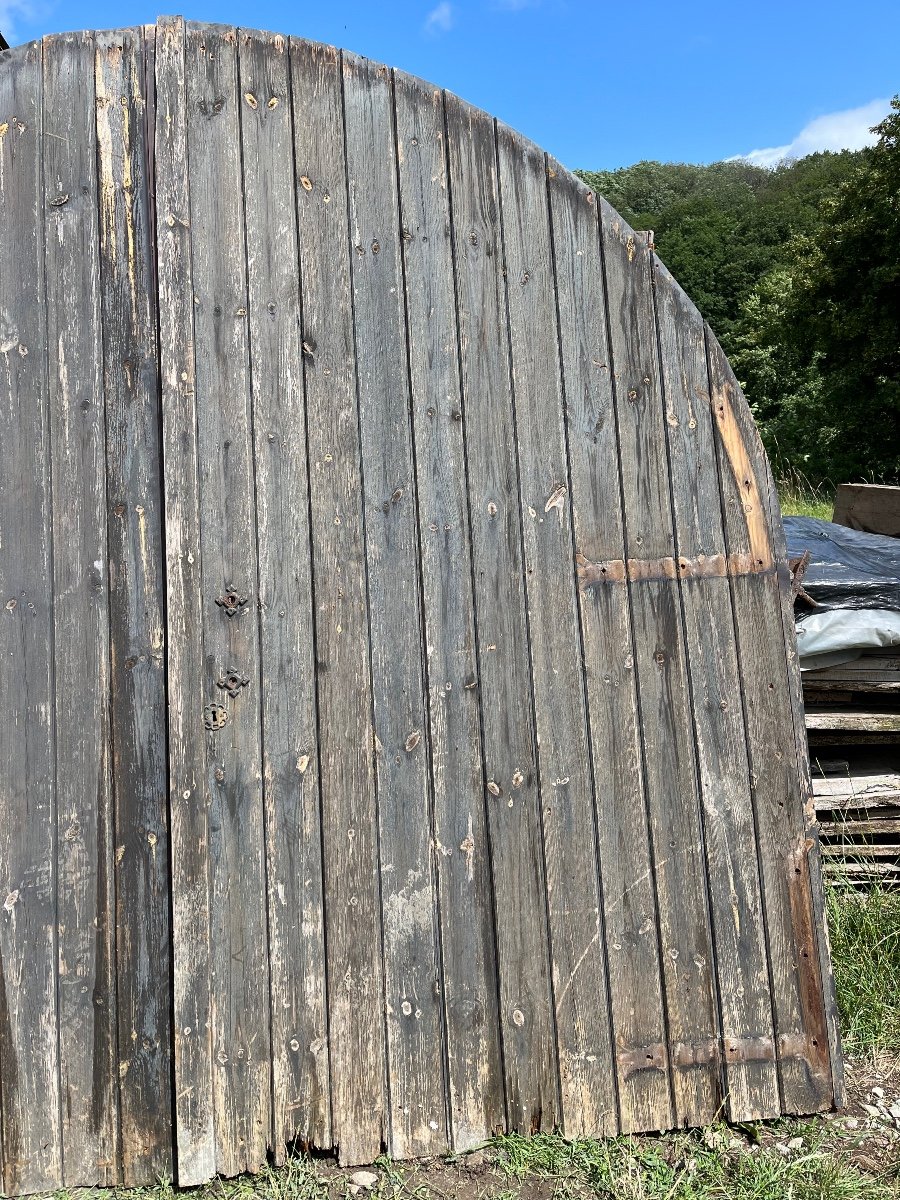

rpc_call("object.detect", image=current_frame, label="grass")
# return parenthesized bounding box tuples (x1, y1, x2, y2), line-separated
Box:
(42, 887, 900, 1200)
(777, 467, 835, 520)
(491, 1123, 898, 1199)
(78, 1118, 899, 1200)
(828, 883, 900, 1057)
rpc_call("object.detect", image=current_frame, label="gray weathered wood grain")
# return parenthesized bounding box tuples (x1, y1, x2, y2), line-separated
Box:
(154, 15, 216, 1184)
(0, 21, 843, 1188)
(392, 68, 504, 1151)
(290, 34, 386, 1166)
(445, 91, 558, 1134)
(652, 254, 779, 1122)
(706, 328, 833, 1115)
(95, 26, 173, 1183)
(498, 131, 616, 1138)
(547, 163, 670, 1134)
(0, 36, 64, 1196)
(745, 372, 844, 1110)
(237, 26, 331, 1155)
(599, 203, 719, 1127)
(342, 50, 448, 1159)
(43, 28, 119, 1185)
(183, 21, 271, 1175)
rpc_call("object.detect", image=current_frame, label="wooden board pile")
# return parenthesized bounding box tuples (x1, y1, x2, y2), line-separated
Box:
(807, 649, 900, 884)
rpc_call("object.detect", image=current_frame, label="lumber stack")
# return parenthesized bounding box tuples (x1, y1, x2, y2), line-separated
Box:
(806, 650, 900, 884)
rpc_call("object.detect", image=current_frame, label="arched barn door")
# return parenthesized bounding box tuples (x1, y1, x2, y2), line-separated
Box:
(0, 18, 840, 1195)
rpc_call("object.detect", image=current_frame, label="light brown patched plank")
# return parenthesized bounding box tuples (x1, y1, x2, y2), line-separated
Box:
(289, 35, 386, 1166)
(752, 389, 843, 1110)
(0, 35, 65, 1196)
(706, 329, 835, 1115)
(393, 69, 505, 1152)
(498, 131, 616, 1138)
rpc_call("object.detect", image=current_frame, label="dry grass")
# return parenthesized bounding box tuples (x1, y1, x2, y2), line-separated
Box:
(778, 466, 835, 520)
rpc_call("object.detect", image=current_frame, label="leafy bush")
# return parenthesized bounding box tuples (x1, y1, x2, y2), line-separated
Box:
(577, 100, 900, 484)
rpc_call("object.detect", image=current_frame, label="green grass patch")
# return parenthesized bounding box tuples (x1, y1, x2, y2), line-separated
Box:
(827, 883, 900, 1057)
(43, 878, 900, 1200)
(780, 491, 835, 520)
(491, 1123, 899, 1199)
(778, 469, 835, 520)
(75, 1125, 899, 1200)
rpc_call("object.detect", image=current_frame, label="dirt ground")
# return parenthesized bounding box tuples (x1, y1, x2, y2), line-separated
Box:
(248, 1053, 900, 1200)
(831, 1053, 900, 1174)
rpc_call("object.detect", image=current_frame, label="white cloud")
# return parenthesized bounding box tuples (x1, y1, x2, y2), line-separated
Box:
(730, 98, 891, 168)
(424, 1, 454, 34)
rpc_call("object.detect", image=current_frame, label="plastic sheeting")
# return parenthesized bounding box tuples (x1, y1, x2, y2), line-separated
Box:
(796, 607, 900, 671)
(784, 517, 900, 612)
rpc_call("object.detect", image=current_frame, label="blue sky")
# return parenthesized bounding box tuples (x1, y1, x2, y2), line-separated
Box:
(3, 0, 898, 170)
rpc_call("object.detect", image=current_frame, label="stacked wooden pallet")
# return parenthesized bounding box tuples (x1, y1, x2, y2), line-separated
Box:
(812, 751, 900, 884)
(806, 649, 900, 884)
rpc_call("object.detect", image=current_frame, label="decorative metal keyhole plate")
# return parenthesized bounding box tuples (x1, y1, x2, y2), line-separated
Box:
(202, 702, 228, 731)
(215, 584, 248, 618)
(217, 668, 249, 699)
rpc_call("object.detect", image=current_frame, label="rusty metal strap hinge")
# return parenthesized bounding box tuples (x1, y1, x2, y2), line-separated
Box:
(617, 1032, 826, 1083)
(578, 552, 777, 591)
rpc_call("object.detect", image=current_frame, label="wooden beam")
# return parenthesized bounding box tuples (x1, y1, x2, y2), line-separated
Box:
(832, 483, 900, 537)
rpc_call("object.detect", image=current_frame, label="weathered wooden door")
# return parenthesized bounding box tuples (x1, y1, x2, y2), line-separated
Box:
(0, 17, 840, 1195)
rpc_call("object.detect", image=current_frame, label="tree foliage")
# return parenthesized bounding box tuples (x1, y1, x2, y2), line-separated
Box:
(577, 104, 900, 483)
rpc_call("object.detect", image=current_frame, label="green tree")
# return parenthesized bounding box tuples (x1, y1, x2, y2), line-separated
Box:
(782, 98, 900, 480)
(576, 143, 888, 482)
(729, 268, 832, 476)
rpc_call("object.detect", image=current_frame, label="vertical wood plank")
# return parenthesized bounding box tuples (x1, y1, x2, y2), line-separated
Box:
(547, 164, 670, 1133)
(95, 26, 174, 1182)
(715, 333, 840, 1105)
(392, 70, 505, 1150)
(236, 26, 331, 1154)
(706, 328, 833, 1115)
(599, 200, 720, 1127)
(342, 51, 448, 1159)
(445, 92, 558, 1134)
(154, 15, 216, 1184)
(497, 132, 616, 1137)
(183, 21, 270, 1176)
(751, 420, 843, 1109)
(290, 36, 385, 1166)
(42, 28, 119, 1185)
(0, 37, 64, 1196)
(652, 255, 780, 1122)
